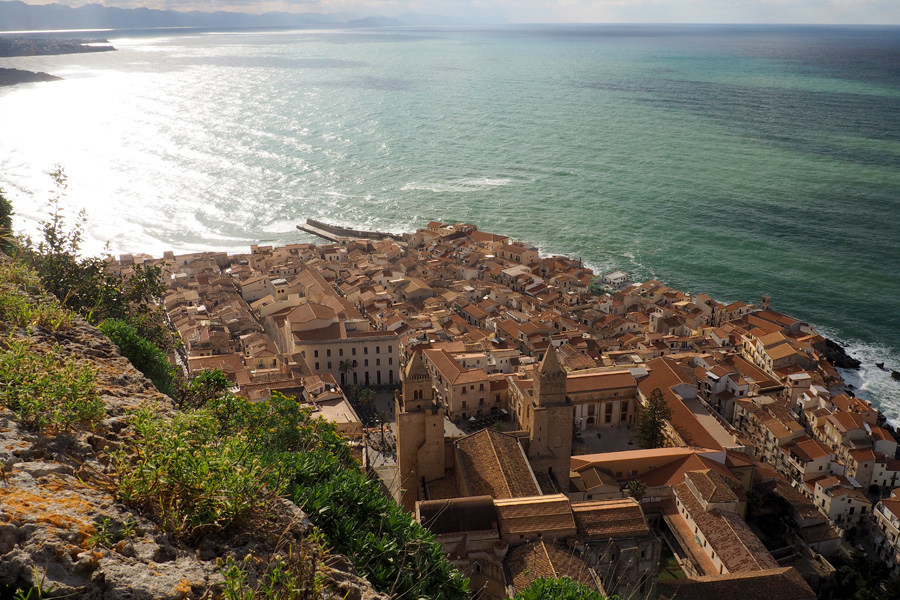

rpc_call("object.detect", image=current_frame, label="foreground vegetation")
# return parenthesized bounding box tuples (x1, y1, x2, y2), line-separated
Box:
(512, 577, 613, 600)
(0, 174, 468, 599)
(110, 390, 467, 598)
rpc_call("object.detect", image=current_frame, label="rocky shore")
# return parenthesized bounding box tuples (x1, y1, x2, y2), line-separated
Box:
(822, 337, 862, 370)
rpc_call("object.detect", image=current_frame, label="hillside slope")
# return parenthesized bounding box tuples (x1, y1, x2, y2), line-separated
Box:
(0, 263, 385, 600)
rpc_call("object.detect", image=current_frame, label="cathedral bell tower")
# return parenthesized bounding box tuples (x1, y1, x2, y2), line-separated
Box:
(395, 351, 445, 512)
(526, 345, 573, 486)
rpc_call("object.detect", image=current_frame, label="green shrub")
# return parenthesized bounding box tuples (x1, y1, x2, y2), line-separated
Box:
(0, 337, 104, 431)
(290, 465, 467, 600)
(115, 405, 272, 536)
(0, 262, 72, 332)
(219, 543, 323, 600)
(512, 577, 610, 600)
(176, 368, 231, 409)
(114, 391, 468, 600)
(99, 319, 175, 397)
(20, 167, 170, 349)
(0, 187, 13, 255)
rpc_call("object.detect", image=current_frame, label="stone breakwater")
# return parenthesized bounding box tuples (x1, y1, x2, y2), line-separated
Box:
(0, 290, 384, 599)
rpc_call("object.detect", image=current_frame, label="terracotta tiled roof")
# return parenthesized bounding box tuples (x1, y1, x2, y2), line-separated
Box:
(417, 496, 497, 535)
(674, 482, 778, 573)
(566, 370, 636, 393)
(424, 475, 460, 501)
(571, 498, 648, 539)
(494, 494, 576, 538)
(640, 454, 739, 488)
(658, 566, 815, 600)
(505, 541, 599, 594)
(685, 470, 739, 504)
(455, 429, 540, 499)
(639, 358, 724, 450)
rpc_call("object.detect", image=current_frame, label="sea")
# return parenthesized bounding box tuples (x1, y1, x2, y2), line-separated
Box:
(1, 24, 899, 421)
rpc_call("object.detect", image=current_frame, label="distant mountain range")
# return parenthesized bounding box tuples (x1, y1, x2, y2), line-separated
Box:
(0, 0, 489, 32)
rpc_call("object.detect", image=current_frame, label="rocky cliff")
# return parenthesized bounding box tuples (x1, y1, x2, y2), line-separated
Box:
(0, 290, 385, 599)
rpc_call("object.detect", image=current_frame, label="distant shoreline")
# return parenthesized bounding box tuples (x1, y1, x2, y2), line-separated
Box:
(0, 67, 60, 86)
(0, 37, 115, 87)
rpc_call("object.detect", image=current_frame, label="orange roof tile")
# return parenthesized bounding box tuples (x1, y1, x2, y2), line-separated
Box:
(455, 429, 540, 499)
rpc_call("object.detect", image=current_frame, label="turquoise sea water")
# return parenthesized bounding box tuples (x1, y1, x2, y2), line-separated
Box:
(1, 24, 899, 418)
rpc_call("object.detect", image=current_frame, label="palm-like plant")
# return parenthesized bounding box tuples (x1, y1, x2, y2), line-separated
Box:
(625, 479, 647, 502)
(338, 359, 354, 386)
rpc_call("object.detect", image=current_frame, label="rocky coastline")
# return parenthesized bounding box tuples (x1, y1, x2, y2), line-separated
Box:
(822, 337, 862, 370)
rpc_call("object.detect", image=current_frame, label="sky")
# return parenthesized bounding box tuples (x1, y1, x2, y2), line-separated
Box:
(14, 0, 900, 24)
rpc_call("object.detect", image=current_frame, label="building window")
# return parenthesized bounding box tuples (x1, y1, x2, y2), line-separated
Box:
(352, 348, 356, 356)
(315, 363, 320, 370)
(388, 345, 393, 353)
(339, 348, 343, 357)
(364, 359, 369, 367)
(327, 349, 331, 357)
(328, 362, 332, 369)
(462, 401, 467, 408)
(388, 357, 392, 365)
(314, 350, 319, 358)
(376, 359, 381, 366)
(376, 346, 380, 354)
(364, 347, 368, 355)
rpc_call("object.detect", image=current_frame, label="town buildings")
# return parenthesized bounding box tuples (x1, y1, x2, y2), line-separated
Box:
(110, 219, 899, 599)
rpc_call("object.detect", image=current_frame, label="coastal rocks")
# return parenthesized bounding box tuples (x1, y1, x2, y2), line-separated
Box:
(0, 310, 385, 599)
(822, 337, 861, 370)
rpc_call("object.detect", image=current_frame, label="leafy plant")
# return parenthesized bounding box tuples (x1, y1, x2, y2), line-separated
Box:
(12, 566, 57, 600)
(110, 391, 467, 599)
(511, 576, 612, 600)
(219, 541, 323, 600)
(0, 336, 104, 431)
(19, 167, 171, 354)
(86, 516, 137, 549)
(99, 318, 175, 397)
(625, 479, 647, 502)
(0, 186, 14, 255)
(176, 368, 231, 409)
(0, 261, 72, 332)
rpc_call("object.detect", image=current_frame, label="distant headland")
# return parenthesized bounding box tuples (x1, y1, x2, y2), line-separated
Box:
(0, 37, 115, 86)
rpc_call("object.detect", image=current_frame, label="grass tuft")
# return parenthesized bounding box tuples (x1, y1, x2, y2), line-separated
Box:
(0, 336, 104, 431)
